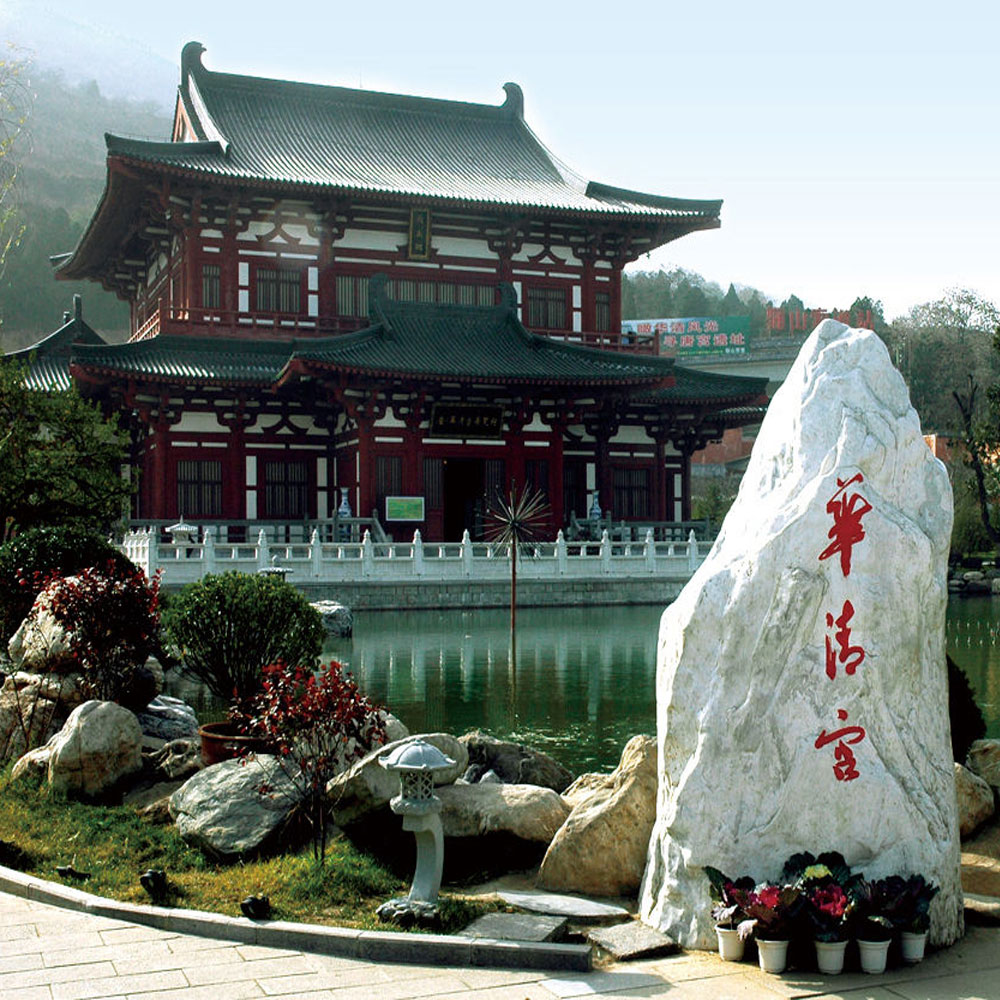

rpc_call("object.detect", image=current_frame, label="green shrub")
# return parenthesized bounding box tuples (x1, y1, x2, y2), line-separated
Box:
(0, 526, 135, 646)
(165, 572, 324, 707)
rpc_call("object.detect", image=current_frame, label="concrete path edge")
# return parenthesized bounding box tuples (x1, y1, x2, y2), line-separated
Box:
(0, 864, 592, 972)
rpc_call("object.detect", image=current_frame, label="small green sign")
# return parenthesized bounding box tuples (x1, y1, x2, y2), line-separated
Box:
(385, 496, 425, 522)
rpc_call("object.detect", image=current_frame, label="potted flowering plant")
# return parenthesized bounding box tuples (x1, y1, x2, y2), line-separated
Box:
(738, 883, 802, 973)
(850, 877, 899, 974)
(891, 874, 939, 963)
(784, 853, 857, 974)
(705, 866, 754, 961)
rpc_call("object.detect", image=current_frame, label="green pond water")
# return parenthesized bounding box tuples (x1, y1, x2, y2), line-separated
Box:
(167, 598, 1000, 777)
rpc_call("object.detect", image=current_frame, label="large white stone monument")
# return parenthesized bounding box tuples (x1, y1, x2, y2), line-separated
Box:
(639, 320, 963, 948)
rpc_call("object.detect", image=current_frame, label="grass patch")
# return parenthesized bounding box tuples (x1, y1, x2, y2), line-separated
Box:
(0, 771, 494, 932)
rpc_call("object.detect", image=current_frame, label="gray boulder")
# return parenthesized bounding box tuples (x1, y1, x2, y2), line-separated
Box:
(310, 600, 353, 637)
(135, 695, 199, 743)
(169, 756, 300, 859)
(327, 733, 467, 826)
(459, 730, 573, 792)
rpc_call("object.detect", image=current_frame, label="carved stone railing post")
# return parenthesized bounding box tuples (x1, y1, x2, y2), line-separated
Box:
(413, 529, 424, 577)
(310, 528, 322, 578)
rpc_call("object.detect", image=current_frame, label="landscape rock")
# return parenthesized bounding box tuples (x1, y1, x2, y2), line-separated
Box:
(0, 672, 77, 764)
(169, 755, 300, 859)
(327, 732, 467, 825)
(122, 778, 187, 811)
(956, 763, 995, 838)
(640, 322, 963, 949)
(459, 730, 573, 792)
(436, 782, 570, 842)
(149, 738, 203, 781)
(6, 599, 75, 673)
(498, 889, 629, 922)
(967, 739, 1000, 792)
(561, 771, 613, 810)
(539, 735, 656, 896)
(135, 695, 200, 743)
(47, 700, 143, 797)
(380, 711, 409, 743)
(310, 600, 353, 637)
(587, 921, 677, 960)
(10, 744, 52, 783)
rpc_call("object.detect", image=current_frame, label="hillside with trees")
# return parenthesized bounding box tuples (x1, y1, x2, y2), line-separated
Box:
(0, 61, 171, 348)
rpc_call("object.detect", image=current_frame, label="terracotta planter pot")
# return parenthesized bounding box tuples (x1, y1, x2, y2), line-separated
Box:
(716, 926, 745, 962)
(198, 721, 275, 766)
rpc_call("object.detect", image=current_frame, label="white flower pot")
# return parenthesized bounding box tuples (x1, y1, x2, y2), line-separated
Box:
(716, 926, 744, 962)
(815, 938, 847, 975)
(901, 930, 927, 963)
(857, 937, 890, 974)
(756, 938, 789, 974)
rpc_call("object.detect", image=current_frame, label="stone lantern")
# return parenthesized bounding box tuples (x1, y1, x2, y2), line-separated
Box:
(376, 739, 455, 926)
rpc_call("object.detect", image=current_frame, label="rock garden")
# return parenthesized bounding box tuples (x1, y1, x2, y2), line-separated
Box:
(2, 520, 1000, 969)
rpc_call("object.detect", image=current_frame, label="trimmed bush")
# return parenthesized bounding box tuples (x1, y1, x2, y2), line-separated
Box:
(0, 526, 135, 647)
(165, 572, 324, 707)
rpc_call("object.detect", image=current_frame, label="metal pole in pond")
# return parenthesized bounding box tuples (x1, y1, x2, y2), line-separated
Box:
(486, 481, 550, 723)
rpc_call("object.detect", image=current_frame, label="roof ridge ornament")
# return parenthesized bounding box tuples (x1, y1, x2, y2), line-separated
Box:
(180, 41, 207, 83)
(502, 82, 524, 119)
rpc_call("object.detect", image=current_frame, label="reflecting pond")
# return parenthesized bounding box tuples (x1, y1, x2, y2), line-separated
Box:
(324, 605, 661, 776)
(166, 597, 1000, 777)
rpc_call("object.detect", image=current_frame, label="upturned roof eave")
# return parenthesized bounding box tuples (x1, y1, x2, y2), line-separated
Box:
(103, 153, 722, 224)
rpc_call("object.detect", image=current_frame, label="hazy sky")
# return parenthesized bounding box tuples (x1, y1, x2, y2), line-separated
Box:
(25, 0, 1000, 319)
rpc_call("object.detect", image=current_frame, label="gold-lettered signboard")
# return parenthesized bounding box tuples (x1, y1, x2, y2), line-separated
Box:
(428, 403, 504, 439)
(385, 496, 426, 522)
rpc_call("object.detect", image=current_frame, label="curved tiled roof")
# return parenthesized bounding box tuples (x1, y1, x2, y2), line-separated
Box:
(101, 42, 721, 221)
(287, 285, 683, 386)
(71, 336, 292, 387)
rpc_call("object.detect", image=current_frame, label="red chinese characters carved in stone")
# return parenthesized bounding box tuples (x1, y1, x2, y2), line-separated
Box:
(815, 708, 865, 782)
(824, 599, 865, 679)
(818, 473, 872, 577)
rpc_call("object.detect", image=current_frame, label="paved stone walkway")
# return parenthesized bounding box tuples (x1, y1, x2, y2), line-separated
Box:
(3, 890, 1000, 1000)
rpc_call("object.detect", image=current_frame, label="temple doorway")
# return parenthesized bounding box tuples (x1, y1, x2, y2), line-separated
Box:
(442, 457, 505, 540)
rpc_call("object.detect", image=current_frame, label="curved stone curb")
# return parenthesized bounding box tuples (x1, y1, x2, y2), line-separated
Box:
(0, 864, 591, 972)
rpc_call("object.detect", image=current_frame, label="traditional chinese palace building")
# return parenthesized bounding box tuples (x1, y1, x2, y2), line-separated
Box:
(30, 42, 768, 541)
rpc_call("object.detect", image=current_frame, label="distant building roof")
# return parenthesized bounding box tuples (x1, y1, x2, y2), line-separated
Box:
(3, 297, 107, 391)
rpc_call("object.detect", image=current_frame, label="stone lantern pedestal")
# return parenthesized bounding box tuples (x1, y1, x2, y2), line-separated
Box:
(376, 739, 456, 928)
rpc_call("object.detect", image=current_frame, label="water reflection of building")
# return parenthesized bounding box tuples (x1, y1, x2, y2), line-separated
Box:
(337, 608, 659, 759)
(16, 42, 768, 541)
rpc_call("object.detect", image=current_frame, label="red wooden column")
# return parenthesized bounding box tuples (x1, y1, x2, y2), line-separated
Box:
(355, 414, 374, 519)
(548, 419, 565, 535)
(652, 437, 667, 521)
